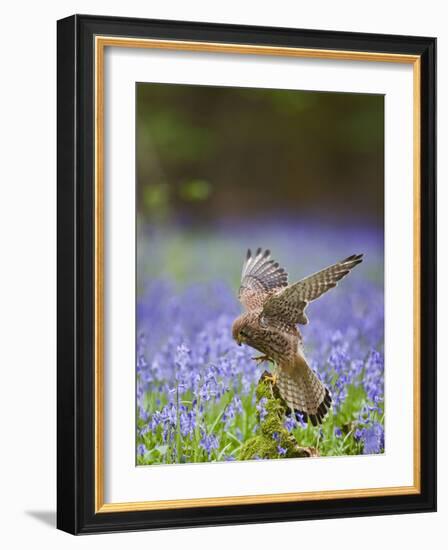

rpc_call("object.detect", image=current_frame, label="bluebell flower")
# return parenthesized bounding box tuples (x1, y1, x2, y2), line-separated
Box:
(136, 220, 384, 463)
(284, 416, 296, 431)
(222, 395, 243, 428)
(362, 422, 384, 454)
(137, 444, 147, 457)
(200, 432, 219, 456)
(295, 412, 307, 428)
(256, 397, 268, 421)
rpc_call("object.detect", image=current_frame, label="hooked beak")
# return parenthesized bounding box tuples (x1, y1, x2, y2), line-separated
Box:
(236, 334, 243, 346)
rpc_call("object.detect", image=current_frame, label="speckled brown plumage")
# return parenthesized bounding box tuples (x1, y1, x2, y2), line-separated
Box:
(232, 248, 363, 425)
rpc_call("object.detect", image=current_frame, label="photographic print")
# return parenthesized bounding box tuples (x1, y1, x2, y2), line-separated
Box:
(57, 16, 436, 533)
(136, 83, 384, 465)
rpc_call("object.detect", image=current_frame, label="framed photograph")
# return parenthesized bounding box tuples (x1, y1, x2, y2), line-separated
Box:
(57, 14, 436, 534)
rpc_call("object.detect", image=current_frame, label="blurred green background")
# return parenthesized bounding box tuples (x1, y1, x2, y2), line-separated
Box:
(136, 83, 384, 227)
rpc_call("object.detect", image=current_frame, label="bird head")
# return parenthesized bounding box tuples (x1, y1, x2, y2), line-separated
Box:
(232, 316, 250, 346)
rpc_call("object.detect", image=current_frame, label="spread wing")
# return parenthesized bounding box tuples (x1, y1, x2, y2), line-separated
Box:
(238, 248, 288, 311)
(262, 254, 363, 325)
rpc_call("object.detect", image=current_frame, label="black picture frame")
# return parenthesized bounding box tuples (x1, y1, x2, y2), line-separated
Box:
(57, 14, 436, 535)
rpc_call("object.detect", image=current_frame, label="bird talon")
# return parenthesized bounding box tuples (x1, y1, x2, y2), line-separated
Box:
(262, 372, 278, 386)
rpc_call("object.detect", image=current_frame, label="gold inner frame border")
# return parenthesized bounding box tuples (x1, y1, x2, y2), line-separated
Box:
(94, 35, 421, 513)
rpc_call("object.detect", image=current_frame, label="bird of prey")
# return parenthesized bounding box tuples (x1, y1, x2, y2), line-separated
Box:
(232, 248, 363, 426)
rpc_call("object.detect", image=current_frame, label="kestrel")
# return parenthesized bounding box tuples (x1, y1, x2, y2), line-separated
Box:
(232, 248, 363, 426)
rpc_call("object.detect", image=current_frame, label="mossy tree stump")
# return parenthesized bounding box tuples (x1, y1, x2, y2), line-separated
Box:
(239, 371, 318, 460)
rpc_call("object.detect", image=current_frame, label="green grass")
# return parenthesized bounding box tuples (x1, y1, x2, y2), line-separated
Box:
(137, 373, 383, 465)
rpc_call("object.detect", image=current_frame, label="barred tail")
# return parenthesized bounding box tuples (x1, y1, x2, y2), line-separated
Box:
(277, 352, 332, 426)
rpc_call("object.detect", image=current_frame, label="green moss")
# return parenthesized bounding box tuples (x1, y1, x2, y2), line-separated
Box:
(238, 372, 318, 460)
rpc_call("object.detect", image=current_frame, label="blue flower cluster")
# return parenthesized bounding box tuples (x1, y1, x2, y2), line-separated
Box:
(136, 222, 384, 463)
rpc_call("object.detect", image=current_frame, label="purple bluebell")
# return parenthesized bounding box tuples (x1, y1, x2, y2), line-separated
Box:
(277, 445, 287, 456)
(137, 444, 147, 457)
(200, 432, 219, 456)
(362, 422, 384, 454)
(256, 397, 268, 421)
(284, 416, 296, 432)
(136, 220, 384, 463)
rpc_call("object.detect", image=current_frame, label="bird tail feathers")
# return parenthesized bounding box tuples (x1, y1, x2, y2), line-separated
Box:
(277, 353, 332, 426)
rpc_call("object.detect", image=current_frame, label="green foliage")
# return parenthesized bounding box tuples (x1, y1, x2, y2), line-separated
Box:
(239, 375, 315, 460)
(136, 83, 384, 225)
(179, 179, 211, 202)
(136, 372, 383, 465)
